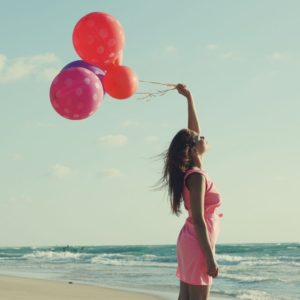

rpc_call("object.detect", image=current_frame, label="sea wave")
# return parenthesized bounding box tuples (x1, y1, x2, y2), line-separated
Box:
(237, 289, 290, 300)
(216, 254, 299, 267)
(239, 259, 282, 266)
(219, 272, 278, 284)
(217, 254, 246, 262)
(23, 251, 83, 260)
(20, 249, 177, 268)
(90, 253, 176, 268)
(0, 244, 299, 300)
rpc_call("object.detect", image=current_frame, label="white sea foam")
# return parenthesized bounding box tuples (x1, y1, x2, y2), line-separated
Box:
(216, 254, 245, 262)
(24, 251, 82, 260)
(240, 259, 282, 266)
(141, 254, 158, 260)
(0, 244, 299, 300)
(237, 289, 289, 300)
(90, 254, 175, 268)
(220, 273, 271, 283)
(217, 254, 291, 266)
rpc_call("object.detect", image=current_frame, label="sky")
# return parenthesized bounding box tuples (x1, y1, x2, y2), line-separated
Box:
(0, 0, 299, 247)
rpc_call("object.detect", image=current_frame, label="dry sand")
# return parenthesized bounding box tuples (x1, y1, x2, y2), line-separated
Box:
(0, 275, 161, 300)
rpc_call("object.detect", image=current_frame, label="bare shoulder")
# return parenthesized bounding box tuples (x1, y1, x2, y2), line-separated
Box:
(185, 172, 206, 192)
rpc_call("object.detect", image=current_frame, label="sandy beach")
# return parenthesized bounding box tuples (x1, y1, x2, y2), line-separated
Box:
(0, 275, 161, 300)
(0, 274, 233, 300)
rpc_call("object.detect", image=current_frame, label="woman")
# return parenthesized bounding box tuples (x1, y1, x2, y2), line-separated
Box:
(153, 84, 223, 300)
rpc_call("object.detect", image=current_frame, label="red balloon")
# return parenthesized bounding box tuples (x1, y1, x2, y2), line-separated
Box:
(72, 12, 125, 70)
(114, 51, 123, 65)
(103, 65, 138, 100)
(104, 50, 123, 72)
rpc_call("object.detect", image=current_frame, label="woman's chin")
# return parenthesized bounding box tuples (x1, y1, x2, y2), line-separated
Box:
(204, 145, 210, 152)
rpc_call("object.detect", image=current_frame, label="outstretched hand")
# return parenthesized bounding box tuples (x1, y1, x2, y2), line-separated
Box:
(176, 83, 191, 98)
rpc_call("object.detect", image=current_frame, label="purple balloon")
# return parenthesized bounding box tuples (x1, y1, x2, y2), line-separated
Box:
(62, 60, 106, 81)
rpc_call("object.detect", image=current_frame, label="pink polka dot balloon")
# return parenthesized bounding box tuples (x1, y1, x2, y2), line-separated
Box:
(49, 67, 104, 120)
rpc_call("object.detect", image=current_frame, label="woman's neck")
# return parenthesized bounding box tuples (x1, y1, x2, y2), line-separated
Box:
(193, 154, 203, 169)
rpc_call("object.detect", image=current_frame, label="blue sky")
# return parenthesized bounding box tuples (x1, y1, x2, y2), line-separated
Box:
(0, 0, 299, 246)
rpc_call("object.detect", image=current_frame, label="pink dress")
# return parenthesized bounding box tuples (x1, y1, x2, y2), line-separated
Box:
(176, 167, 223, 285)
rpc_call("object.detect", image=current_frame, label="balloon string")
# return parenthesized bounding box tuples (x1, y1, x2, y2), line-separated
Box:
(139, 80, 177, 87)
(137, 80, 177, 101)
(136, 87, 176, 101)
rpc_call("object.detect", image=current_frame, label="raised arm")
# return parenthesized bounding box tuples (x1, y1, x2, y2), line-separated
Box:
(176, 84, 201, 134)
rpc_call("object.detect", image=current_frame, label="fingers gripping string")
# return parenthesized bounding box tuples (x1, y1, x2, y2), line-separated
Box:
(136, 80, 177, 101)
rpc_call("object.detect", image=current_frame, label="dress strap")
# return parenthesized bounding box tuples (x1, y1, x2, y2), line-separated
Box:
(184, 167, 206, 178)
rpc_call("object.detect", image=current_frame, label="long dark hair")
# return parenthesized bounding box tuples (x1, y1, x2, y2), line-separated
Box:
(150, 128, 198, 216)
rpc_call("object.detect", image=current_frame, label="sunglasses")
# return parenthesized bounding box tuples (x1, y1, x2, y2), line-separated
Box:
(190, 135, 205, 146)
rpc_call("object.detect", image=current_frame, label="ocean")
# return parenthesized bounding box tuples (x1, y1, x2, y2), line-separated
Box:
(0, 243, 299, 299)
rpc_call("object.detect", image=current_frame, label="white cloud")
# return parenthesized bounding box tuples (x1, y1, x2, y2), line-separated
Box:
(150, 45, 179, 61)
(0, 53, 61, 83)
(31, 122, 55, 129)
(11, 153, 23, 161)
(0, 54, 7, 71)
(273, 176, 287, 182)
(267, 51, 290, 62)
(8, 194, 33, 204)
(160, 122, 170, 129)
(49, 164, 76, 179)
(206, 44, 219, 50)
(97, 134, 128, 146)
(164, 45, 178, 55)
(98, 168, 124, 179)
(42, 67, 61, 80)
(251, 70, 279, 83)
(204, 45, 243, 61)
(144, 135, 159, 144)
(121, 120, 140, 128)
(220, 51, 241, 61)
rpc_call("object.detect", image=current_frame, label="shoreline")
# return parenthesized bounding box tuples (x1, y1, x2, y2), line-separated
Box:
(0, 274, 232, 300)
(0, 275, 161, 300)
